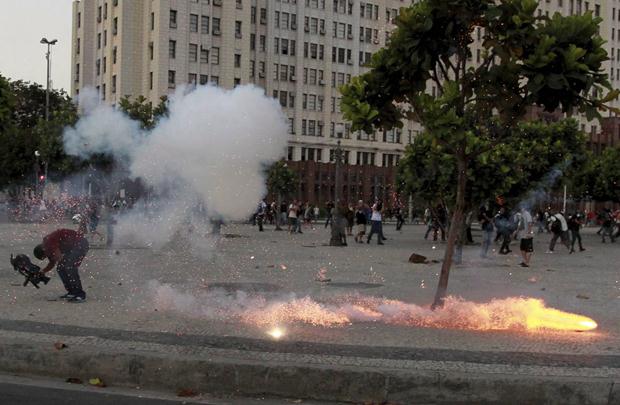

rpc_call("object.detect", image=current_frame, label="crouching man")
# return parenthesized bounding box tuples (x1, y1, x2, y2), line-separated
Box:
(33, 229, 89, 303)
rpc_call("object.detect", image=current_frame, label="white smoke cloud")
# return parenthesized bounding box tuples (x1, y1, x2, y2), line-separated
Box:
(63, 85, 288, 245)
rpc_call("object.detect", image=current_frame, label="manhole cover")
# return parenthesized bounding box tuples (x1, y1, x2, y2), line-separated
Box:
(326, 282, 383, 289)
(205, 282, 283, 293)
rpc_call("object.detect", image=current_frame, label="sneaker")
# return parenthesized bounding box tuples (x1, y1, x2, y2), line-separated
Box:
(545, 250, 554, 254)
(59, 293, 76, 300)
(520, 262, 529, 268)
(579, 248, 586, 252)
(67, 296, 87, 303)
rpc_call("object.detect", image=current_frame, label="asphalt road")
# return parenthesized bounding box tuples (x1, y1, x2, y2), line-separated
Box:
(0, 374, 326, 405)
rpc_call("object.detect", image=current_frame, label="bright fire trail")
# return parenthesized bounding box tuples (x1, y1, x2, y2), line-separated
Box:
(151, 283, 598, 333)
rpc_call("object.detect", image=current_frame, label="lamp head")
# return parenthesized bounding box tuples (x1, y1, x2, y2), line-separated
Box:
(40, 38, 48, 44)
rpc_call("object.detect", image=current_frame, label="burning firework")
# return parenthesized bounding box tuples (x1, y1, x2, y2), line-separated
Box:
(151, 282, 598, 333)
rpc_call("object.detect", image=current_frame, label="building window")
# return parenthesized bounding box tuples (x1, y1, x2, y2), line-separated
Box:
(235, 21, 242, 38)
(190, 14, 198, 32)
(112, 75, 117, 93)
(97, 33, 101, 49)
(211, 47, 219, 64)
(200, 74, 208, 85)
(201, 16, 209, 34)
(188, 73, 197, 86)
(213, 18, 221, 35)
(103, 57, 107, 73)
(234, 78, 241, 87)
(149, 72, 153, 90)
(113, 17, 118, 35)
(103, 30, 107, 47)
(169, 9, 177, 28)
(189, 43, 198, 62)
(169, 40, 176, 59)
(96, 59, 100, 75)
(234, 54, 241, 68)
(260, 35, 266, 51)
(200, 47, 208, 63)
(250, 33, 256, 50)
(151, 12, 155, 30)
(211, 76, 219, 86)
(76, 38, 80, 54)
(77, 12, 81, 28)
(168, 70, 176, 88)
(149, 42, 154, 60)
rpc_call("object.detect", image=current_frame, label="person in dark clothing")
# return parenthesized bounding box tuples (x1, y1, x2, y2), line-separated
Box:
(354, 201, 367, 243)
(33, 229, 89, 302)
(495, 207, 513, 254)
(568, 212, 585, 253)
(324, 201, 334, 228)
(395, 206, 405, 231)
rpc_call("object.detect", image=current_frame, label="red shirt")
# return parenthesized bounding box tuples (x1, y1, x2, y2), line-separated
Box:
(43, 229, 84, 257)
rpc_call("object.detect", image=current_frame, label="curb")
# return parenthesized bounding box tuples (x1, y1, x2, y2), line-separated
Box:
(0, 333, 618, 404)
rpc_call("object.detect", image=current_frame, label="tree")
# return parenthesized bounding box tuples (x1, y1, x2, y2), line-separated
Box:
(341, 0, 617, 308)
(398, 119, 588, 210)
(572, 146, 620, 203)
(266, 160, 298, 230)
(0, 78, 80, 194)
(118, 95, 168, 130)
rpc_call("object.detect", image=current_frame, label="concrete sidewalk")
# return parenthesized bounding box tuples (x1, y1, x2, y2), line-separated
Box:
(0, 318, 618, 404)
(0, 221, 619, 402)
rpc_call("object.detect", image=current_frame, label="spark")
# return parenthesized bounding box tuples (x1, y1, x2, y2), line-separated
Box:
(267, 327, 285, 340)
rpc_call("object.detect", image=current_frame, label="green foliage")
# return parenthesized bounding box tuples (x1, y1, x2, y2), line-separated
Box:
(0, 78, 81, 191)
(342, 0, 615, 137)
(571, 146, 620, 202)
(266, 160, 298, 197)
(118, 95, 169, 130)
(398, 119, 587, 209)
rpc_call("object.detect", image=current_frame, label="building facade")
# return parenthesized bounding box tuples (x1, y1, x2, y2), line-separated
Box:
(71, 0, 620, 205)
(71, 0, 417, 170)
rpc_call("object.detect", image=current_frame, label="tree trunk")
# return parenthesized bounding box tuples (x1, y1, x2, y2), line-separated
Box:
(275, 192, 283, 231)
(432, 154, 468, 309)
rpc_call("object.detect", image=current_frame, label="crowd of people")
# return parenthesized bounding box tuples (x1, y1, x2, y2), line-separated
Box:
(253, 197, 620, 267)
(254, 198, 405, 245)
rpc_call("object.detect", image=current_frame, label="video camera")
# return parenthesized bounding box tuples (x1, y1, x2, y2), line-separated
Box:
(10, 254, 50, 289)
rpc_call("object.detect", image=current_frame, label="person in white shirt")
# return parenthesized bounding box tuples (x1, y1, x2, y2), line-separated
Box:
(366, 201, 384, 245)
(516, 206, 534, 267)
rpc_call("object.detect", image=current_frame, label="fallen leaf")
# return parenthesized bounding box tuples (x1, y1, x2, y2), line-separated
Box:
(89, 377, 106, 387)
(66, 378, 83, 384)
(177, 388, 198, 397)
(576, 294, 590, 300)
(54, 342, 68, 350)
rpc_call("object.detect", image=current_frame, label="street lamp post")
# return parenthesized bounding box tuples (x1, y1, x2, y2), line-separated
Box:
(329, 134, 346, 246)
(39, 38, 57, 197)
(40, 38, 57, 122)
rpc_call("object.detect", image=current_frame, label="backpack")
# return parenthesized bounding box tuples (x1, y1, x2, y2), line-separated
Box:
(550, 216, 562, 233)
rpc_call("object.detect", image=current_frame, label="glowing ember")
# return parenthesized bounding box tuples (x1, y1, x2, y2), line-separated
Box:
(267, 327, 285, 339)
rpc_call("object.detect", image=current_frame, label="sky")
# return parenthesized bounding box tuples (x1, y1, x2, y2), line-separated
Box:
(0, 0, 74, 91)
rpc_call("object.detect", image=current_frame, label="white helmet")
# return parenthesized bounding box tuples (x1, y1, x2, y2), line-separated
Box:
(72, 214, 83, 223)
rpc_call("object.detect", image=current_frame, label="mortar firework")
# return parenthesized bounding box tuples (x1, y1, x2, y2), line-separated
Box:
(9, 254, 50, 289)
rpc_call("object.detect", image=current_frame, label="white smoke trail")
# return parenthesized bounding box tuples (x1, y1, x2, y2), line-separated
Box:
(148, 282, 598, 332)
(63, 85, 288, 246)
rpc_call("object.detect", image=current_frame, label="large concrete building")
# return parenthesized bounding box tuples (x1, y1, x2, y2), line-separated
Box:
(71, 0, 416, 170)
(72, 0, 620, 204)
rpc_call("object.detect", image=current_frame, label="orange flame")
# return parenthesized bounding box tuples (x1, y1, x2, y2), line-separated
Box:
(151, 283, 598, 333)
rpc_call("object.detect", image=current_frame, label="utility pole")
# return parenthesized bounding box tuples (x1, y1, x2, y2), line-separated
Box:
(40, 38, 57, 197)
(330, 136, 346, 246)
